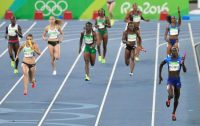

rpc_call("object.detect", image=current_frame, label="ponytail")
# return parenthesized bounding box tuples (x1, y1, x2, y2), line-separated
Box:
(55, 19, 62, 26)
(167, 16, 172, 24)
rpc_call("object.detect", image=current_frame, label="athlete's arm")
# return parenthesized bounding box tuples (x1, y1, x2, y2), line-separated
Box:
(164, 26, 169, 42)
(124, 11, 130, 23)
(136, 31, 142, 47)
(105, 17, 111, 28)
(5, 26, 8, 39)
(79, 32, 84, 53)
(57, 25, 64, 42)
(95, 19, 98, 28)
(15, 44, 24, 60)
(141, 15, 150, 22)
(159, 60, 167, 84)
(182, 62, 187, 73)
(122, 31, 127, 44)
(178, 6, 181, 26)
(16, 25, 23, 38)
(93, 31, 97, 46)
(33, 42, 41, 55)
(42, 26, 48, 41)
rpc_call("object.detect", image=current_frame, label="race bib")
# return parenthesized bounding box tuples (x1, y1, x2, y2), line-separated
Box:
(170, 28, 178, 36)
(98, 22, 105, 29)
(84, 37, 93, 44)
(128, 34, 136, 42)
(8, 28, 17, 36)
(49, 32, 58, 39)
(133, 15, 141, 22)
(24, 51, 34, 57)
(169, 62, 180, 71)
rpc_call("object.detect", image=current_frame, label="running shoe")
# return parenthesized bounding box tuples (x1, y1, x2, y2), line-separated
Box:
(85, 74, 90, 81)
(52, 70, 57, 75)
(166, 100, 170, 107)
(11, 61, 15, 68)
(129, 72, 133, 76)
(98, 56, 102, 62)
(32, 82, 36, 88)
(172, 114, 176, 121)
(101, 58, 106, 64)
(14, 69, 18, 74)
(90, 66, 94, 70)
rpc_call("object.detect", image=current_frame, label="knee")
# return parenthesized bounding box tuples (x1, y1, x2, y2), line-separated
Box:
(103, 45, 107, 50)
(174, 98, 179, 103)
(168, 94, 174, 99)
(130, 56, 135, 61)
(23, 72, 29, 77)
(85, 60, 89, 64)
(174, 94, 180, 102)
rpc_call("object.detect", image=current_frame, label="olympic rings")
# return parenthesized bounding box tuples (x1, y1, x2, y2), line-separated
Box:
(35, 0, 68, 16)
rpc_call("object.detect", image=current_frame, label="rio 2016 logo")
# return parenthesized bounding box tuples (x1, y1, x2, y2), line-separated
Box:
(35, 0, 68, 16)
(121, 2, 169, 15)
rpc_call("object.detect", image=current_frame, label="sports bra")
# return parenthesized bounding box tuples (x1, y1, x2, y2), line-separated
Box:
(83, 32, 94, 44)
(47, 25, 60, 39)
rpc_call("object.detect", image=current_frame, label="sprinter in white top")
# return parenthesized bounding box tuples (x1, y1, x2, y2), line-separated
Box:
(16, 34, 41, 95)
(42, 16, 64, 75)
(5, 16, 22, 74)
(125, 3, 149, 61)
(122, 22, 142, 76)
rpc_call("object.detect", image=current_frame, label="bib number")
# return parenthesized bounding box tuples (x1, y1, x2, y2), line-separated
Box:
(98, 22, 105, 29)
(169, 62, 180, 71)
(128, 34, 136, 42)
(133, 15, 141, 22)
(170, 28, 178, 36)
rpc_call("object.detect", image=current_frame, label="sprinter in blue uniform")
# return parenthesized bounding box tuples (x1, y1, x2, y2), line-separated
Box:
(159, 47, 186, 121)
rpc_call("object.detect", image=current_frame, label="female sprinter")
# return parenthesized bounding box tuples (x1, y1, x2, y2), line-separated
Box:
(16, 34, 41, 95)
(122, 22, 142, 76)
(124, 3, 149, 61)
(79, 22, 97, 81)
(42, 16, 64, 75)
(5, 16, 23, 74)
(164, 7, 181, 56)
(95, 8, 111, 64)
(107, 0, 115, 25)
(159, 47, 186, 121)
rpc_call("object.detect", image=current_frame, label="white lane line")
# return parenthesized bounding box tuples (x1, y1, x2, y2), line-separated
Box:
(94, 24, 128, 126)
(0, 22, 37, 58)
(0, 22, 67, 105)
(151, 23, 160, 126)
(0, 21, 6, 28)
(188, 23, 200, 83)
(37, 25, 127, 126)
(37, 45, 84, 126)
(94, 43, 123, 126)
